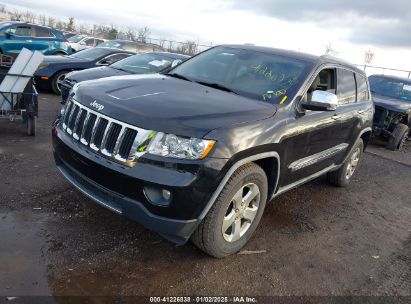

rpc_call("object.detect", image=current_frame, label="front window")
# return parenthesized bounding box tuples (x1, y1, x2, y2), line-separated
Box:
(69, 48, 111, 61)
(369, 76, 411, 102)
(170, 46, 312, 103)
(111, 53, 175, 74)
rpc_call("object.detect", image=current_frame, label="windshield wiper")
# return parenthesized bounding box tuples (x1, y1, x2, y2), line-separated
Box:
(195, 81, 238, 95)
(165, 72, 192, 82)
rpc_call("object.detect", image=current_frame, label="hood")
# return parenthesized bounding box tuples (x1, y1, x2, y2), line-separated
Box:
(66, 66, 129, 83)
(74, 74, 276, 138)
(373, 94, 411, 113)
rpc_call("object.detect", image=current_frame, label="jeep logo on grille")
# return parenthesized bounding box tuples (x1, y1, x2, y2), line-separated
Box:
(90, 100, 104, 111)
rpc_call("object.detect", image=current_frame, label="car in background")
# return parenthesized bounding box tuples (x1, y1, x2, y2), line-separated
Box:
(369, 74, 411, 150)
(68, 35, 105, 52)
(99, 39, 164, 53)
(59, 52, 190, 103)
(0, 21, 71, 56)
(34, 47, 133, 94)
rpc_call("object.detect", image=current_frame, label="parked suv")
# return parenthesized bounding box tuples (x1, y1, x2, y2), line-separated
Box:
(0, 21, 71, 56)
(52, 45, 373, 257)
(369, 74, 411, 150)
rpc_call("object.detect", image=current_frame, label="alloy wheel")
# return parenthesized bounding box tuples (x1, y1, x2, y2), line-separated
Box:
(222, 183, 261, 242)
(346, 147, 360, 180)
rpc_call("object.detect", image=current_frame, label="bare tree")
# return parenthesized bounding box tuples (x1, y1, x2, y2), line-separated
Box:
(126, 27, 137, 41)
(23, 10, 36, 23)
(158, 38, 166, 49)
(66, 17, 75, 32)
(12, 9, 23, 21)
(137, 26, 150, 43)
(55, 20, 65, 30)
(39, 14, 46, 26)
(0, 4, 6, 13)
(324, 42, 340, 57)
(47, 17, 56, 28)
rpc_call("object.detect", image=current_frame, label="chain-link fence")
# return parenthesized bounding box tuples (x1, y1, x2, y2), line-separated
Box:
(357, 64, 411, 79)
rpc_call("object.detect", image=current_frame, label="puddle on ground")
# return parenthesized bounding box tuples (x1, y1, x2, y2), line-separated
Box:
(0, 211, 51, 296)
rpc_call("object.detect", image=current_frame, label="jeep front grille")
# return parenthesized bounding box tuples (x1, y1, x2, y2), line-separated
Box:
(61, 98, 153, 167)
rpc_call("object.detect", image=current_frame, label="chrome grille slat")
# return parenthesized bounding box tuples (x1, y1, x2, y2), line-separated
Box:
(61, 98, 151, 167)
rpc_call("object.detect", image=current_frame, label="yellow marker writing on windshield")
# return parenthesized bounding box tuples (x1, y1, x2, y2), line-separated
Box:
(280, 96, 288, 104)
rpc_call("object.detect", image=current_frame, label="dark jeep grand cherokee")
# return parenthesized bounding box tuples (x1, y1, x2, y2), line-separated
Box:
(52, 45, 373, 257)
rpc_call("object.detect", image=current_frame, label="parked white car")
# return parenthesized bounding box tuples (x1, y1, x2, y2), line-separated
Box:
(68, 35, 106, 53)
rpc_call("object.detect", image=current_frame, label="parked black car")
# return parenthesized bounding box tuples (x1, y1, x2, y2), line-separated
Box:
(52, 45, 373, 257)
(99, 40, 164, 53)
(34, 47, 133, 94)
(60, 52, 190, 104)
(369, 75, 411, 150)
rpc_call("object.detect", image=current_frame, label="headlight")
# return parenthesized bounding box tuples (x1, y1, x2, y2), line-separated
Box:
(147, 132, 215, 160)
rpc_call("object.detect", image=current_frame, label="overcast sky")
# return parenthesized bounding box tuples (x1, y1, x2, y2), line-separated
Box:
(2, 0, 411, 76)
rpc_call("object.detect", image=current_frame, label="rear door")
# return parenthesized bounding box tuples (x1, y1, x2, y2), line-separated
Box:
(32, 26, 55, 53)
(333, 68, 369, 163)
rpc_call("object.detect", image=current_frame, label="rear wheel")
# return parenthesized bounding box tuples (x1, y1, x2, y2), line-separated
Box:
(51, 71, 68, 95)
(191, 163, 268, 258)
(327, 139, 363, 187)
(387, 123, 409, 151)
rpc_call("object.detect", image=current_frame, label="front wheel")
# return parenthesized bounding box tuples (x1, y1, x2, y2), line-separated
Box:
(387, 123, 409, 151)
(51, 71, 68, 95)
(191, 163, 268, 258)
(327, 139, 364, 187)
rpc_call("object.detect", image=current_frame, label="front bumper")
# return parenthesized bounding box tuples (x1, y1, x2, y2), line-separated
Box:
(52, 126, 227, 243)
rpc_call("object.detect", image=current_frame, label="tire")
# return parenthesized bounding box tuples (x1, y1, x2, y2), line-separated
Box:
(327, 138, 363, 187)
(51, 71, 68, 95)
(26, 116, 36, 136)
(191, 163, 268, 258)
(387, 123, 409, 151)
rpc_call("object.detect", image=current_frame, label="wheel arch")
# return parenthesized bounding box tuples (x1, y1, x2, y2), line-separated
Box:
(360, 129, 372, 150)
(198, 152, 280, 222)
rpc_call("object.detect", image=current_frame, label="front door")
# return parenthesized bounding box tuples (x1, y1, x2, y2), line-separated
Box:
(279, 67, 348, 187)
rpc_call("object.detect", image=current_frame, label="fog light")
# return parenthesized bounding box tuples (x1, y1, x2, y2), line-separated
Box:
(144, 186, 172, 207)
(162, 189, 171, 200)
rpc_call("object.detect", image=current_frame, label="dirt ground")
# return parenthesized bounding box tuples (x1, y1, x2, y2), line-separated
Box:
(0, 93, 410, 299)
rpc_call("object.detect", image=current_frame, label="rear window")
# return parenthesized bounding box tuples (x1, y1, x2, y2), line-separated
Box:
(35, 27, 54, 38)
(70, 48, 111, 61)
(356, 74, 369, 101)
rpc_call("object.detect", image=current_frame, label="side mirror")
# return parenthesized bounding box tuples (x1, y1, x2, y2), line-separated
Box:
(79, 41, 86, 45)
(302, 90, 338, 111)
(5, 32, 12, 38)
(171, 59, 182, 68)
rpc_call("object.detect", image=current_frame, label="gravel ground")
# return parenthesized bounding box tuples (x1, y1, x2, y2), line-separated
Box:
(0, 93, 410, 298)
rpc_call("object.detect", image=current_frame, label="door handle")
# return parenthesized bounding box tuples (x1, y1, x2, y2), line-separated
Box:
(332, 114, 342, 120)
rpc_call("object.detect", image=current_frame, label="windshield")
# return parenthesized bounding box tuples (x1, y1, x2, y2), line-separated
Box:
(369, 76, 411, 102)
(170, 46, 312, 103)
(111, 53, 175, 74)
(69, 48, 110, 61)
(99, 40, 122, 49)
(68, 35, 86, 43)
(0, 22, 12, 31)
